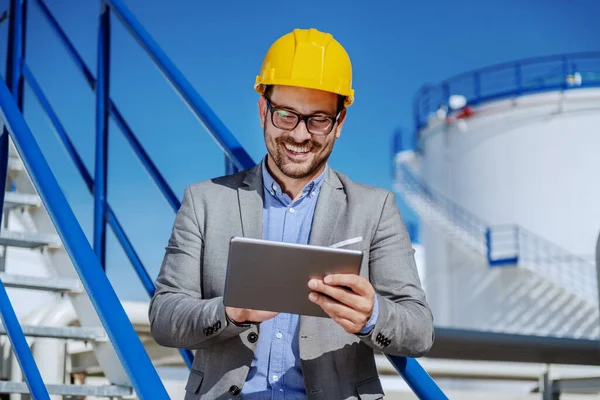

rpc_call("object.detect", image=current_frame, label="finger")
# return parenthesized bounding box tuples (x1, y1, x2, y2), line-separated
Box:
(309, 292, 367, 326)
(308, 279, 372, 315)
(309, 293, 367, 334)
(323, 274, 373, 296)
(309, 279, 361, 307)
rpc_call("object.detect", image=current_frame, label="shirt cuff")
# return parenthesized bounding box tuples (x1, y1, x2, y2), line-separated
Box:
(359, 295, 379, 335)
(225, 312, 254, 327)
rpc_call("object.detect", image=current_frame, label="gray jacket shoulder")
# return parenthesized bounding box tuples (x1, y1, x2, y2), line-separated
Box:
(334, 170, 397, 209)
(184, 169, 251, 201)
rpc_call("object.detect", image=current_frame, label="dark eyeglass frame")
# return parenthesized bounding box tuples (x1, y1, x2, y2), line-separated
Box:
(265, 99, 340, 136)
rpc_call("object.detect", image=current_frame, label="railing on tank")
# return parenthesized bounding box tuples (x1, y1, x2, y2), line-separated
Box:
(3, 0, 449, 398)
(397, 163, 488, 243)
(413, 52, 600, 133)
(395, 156, 598, 305)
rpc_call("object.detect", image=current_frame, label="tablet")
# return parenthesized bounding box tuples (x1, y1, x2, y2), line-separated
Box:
(223, 236, 364, 318)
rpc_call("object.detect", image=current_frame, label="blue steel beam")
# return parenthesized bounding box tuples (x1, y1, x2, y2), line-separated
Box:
(0, 280, 50, 399)
(104, 0, 255, 171)
(93, 3, 110, 269)
(387, 356, 448, 400)
(0, 73, 170, 399)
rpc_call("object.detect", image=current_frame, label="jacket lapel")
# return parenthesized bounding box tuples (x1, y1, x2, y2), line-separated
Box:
(238, 162, 264, 239)
(308, 166, 346, 247)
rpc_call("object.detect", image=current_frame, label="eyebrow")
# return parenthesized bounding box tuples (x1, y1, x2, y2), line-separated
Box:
(271, 100, 336, 116)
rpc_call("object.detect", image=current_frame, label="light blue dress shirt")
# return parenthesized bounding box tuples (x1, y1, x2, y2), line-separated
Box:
(241, 159, 379, 399)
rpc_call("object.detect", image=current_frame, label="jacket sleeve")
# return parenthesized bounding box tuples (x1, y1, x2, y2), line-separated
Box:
(358, 191, 435, 357)
(149, 186, 250, 349)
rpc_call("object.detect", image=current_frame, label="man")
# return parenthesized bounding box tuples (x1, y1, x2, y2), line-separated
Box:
(149, 28, 434, 399)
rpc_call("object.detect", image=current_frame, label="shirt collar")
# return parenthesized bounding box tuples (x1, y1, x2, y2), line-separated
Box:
(262, 156, 327, 199)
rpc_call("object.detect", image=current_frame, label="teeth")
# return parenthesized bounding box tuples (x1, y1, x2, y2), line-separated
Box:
(285, 144, 309, 153)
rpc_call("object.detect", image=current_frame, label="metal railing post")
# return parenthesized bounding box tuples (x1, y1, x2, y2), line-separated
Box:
(94, 2, 111, 269)
(562, 56, 569, 90)
(515, 63, 522, 95)
(1, 0, 25, 275)
(473, 72, 481, 105)
(16, 0, 28, 109)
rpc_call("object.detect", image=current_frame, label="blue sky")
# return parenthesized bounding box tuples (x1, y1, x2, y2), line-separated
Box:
(1, 0, 600, 301)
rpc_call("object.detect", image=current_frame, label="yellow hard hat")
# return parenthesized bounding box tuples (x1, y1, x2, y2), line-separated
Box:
(254, 28, 355, 107)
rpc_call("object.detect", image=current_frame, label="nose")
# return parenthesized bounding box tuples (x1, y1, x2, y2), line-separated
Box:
(289, 119, 312, 142)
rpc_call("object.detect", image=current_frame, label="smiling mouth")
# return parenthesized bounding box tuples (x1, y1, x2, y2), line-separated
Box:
(283, 143, 311, 156)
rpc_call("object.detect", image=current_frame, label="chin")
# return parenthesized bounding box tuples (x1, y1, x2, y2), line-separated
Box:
(280, 164, 314, 179)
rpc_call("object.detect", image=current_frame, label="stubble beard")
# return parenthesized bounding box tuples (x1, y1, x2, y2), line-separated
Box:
(265, 128, 334, 180)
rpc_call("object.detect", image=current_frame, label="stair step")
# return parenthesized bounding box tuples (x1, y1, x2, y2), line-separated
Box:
(0, 230, 60, 248)
(0, 381, 132, 396)
(0, 325, 106, 341)
(7, 157, 22, 171)
(0, 273, 82, 292)
(3, 191, 41, 209)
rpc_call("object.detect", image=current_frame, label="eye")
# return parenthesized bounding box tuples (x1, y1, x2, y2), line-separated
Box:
(309, 116, 332, 127)
(275, 110, 296, 121)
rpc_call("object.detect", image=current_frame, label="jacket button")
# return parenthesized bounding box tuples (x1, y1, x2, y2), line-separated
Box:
(247, 332, 258, 343)
(229, 385, 241, 396)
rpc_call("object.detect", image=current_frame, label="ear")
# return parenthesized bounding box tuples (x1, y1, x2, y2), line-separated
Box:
(258, 96, 268, 128)
(333, 108, 347, 139)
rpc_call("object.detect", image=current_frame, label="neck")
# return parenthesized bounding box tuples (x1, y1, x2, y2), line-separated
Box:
(266, 156, 325, 200)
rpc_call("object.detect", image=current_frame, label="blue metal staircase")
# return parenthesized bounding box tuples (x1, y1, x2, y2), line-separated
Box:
(0, 0, 447, 398)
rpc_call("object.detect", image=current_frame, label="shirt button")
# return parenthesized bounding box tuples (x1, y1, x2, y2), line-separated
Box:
(272, 183, 278, 191)
(311, 191, 316, 197)
(229, 385, 241, 396)
(289, 207, 295, 214)
(272, 375, 279, 382)
(276, 332, 283, 339)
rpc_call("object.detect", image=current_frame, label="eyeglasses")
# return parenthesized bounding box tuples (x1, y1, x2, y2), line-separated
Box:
(265, 99, 339, 136)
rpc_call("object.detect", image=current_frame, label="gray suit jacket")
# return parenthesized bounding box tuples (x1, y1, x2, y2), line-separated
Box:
(149, 161, 434, 399)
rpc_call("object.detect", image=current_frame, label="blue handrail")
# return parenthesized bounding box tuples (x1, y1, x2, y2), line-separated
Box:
(388, 356, 449, 400)
(0, 72, 170, 399)
(413, 52, 600, 133)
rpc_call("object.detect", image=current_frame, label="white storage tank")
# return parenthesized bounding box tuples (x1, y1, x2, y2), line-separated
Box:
(397, 53, 600, 339)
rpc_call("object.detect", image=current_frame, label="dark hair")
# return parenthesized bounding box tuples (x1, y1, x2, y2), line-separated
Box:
(263, 85, 346, 114)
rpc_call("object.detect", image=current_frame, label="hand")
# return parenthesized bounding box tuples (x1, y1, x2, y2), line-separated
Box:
(225, 307, 278, 325)
(308, 274, 375, 334)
